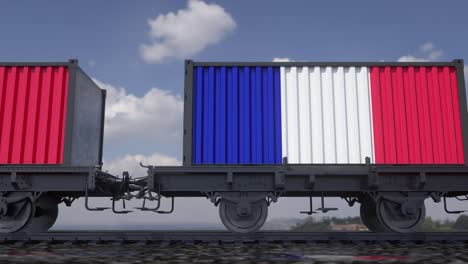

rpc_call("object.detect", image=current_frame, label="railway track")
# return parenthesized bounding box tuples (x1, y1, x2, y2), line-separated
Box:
(1, 231, 468, 243)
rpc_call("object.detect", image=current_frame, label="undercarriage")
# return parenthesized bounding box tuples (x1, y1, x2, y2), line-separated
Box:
(1, 163, 468, 233)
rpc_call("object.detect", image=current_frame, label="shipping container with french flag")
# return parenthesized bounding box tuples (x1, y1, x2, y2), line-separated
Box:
(185, 60, 467, 165)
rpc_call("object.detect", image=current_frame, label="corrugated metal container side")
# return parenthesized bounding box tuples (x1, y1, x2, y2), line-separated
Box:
(280, 66, 374, 164)
(0, 66, 68, 164)
(0, 60, 105, 166)
(192, 66, 282, 164)
(370, 66, 464, 164)
(185, 60, 467, 166)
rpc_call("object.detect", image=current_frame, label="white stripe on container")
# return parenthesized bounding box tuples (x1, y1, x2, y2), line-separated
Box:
(280, 66, 375, 164)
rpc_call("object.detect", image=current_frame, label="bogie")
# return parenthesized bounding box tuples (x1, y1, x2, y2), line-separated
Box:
(360, 194, 426, 233)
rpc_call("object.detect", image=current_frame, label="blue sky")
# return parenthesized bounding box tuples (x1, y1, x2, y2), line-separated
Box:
(1, 0, 467, 98)
(3, 0, 467, 161)
(2, 1, 468, 225)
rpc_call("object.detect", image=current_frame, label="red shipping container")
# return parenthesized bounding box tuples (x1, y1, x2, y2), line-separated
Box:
(0, 60, 105, 166)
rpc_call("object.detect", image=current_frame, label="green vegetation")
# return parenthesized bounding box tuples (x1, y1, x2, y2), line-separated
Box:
(291, 215, 468, 231)
(423, 215, 468, 231)
(291, 216, 362, 231)
(422, 217, 454, 231)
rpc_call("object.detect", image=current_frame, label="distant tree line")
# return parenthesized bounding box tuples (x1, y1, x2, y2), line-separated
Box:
(291, 216, 362, 231)
(423, 215, 468, 231)
(291, 215, 468, 231)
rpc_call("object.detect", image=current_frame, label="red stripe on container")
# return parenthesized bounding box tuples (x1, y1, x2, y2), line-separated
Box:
(450, 68, 464, 163)
(370, 66, 464, 164)
(430, 67, 445, 163)
(7, 68, 20, 163)
(36, 67, 52, 163)
(381, 67, 397, 163)
(49, 67, 64, 163)
(0, 67, 18, 162)
(0, 68, 7, 162)
(370, 67, 385, 162)
(0, 66, 69, 164)
(57, 69, 69, 163)
(20, 67, 32, 163)
(23, 67, 39, 163)
(416, 67, 433, 163)
(426, 67, 439, 162)
(44, 68, 55, 163)
(403, 67, 421, 163)
(11, 67, 30, 163)
(440, 67, 456, 163)
(393, 67, 409, 163)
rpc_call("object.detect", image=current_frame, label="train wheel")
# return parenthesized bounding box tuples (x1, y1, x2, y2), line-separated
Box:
(359, 200, 389, 232)
(219, 198, 268, 233)
(376, 198, 425, 233)
(0, 192, 35, 233)
(23, 194, 59, 233)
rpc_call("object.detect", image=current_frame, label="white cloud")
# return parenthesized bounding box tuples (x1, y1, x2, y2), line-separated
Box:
(398, 42, 443, 62)
(428, 50, 443, 61)
(103, 152, 180, 176)
(419, 42, 434, 53)
(93, 79, 183, 157)
(140, 0, 236, 63)
(397, 55, 429, 62)
(273, 57, 292, 62)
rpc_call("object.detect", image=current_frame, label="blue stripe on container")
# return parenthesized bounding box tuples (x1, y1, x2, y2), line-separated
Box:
(274, 68, 282, 163)
(192, 66, 281, 164)
(203, 67, 214, 163)
(214, 67, 227, 163)
(253, 67, 263, 163)
(239, 67, 248, 163)
(227, 67, 239, 163)
(251, 68, 257, 163)
(263, 67, 272, 163)
(193, 67, 203, 164)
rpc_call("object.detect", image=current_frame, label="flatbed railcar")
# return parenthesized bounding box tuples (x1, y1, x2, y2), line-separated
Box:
(0, 59, 467, 234)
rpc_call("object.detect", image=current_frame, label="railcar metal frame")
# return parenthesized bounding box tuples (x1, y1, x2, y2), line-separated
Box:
(0, 165, 97, 192)
(0, 165, 124, 198)
(148, 164, 468, 198)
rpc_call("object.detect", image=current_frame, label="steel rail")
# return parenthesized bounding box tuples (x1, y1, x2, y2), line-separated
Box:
(1, 231, 468, 243)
